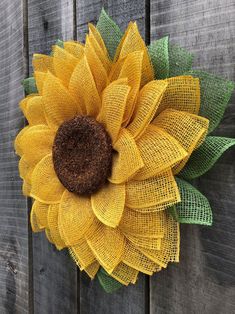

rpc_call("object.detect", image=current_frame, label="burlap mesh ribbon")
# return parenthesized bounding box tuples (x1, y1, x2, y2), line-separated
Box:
(16, 9, 235, 293)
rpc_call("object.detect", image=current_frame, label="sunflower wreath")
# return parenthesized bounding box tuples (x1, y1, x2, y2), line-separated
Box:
(15, 9, 235, 293)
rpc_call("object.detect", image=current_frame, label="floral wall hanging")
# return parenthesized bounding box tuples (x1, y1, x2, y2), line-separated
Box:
(15, 9, 235, 293)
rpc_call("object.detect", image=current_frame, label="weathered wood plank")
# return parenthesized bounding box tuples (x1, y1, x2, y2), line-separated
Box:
(150, 0, 235, 313)
(0, 0, 30, 312)
(27, 1, 78, 313)
(76, 2, 149, 313)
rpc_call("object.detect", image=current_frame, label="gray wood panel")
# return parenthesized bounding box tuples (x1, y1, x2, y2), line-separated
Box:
(150, 1, 235, 313)
(76, 2, 149, 313)
(0, 0, 30, 313)
(27, 1, 77, 313)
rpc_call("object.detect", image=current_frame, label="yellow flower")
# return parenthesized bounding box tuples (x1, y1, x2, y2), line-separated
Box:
(15, 22, 209, 285)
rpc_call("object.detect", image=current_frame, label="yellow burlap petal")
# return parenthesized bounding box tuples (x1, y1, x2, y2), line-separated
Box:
(42, 72, 80, 130)
(88, 24, 111, 72)
(19, 157, 34, 184)
(134, 125, 187, 180)
(124, 233, 161, 250)
(30, 154, 65, 204)
(115, 22, 154, 86)
(123, 241, 160, 275)
(58, 190, 95, 246)
(127, 80, 168, 139)
(84, 35, 108, 94)
(97, 80, 130, 143)
(110, 262, 139, 285)
(14, 126, 30, 156)
(91, 182, 125, 227)
(156, 76, 200, 115)
(63, 41, 84, 59)
(109, 128, 144, 184)
(16, 125, 54, 165)
(118, 51, 143, 123)
(139, 213, 180, 268)
(22, 181, 31, 196)
(119, 207, 165, 238)
(47, 204, 66, 250)
(83, 261, 100, 279)
(51, 45, 79, 87)
(20, 96, 33, 115)
(153, 109, 209, 173)
(23, 95, 47, 126)
(126, 169, 180, 209)
(86, 220, 125, 272)
(109, 57, 125, 82)
(69, 237, 96, 270)
(89, 24, 107, 54)
(69, 56, 101, 117)
(33, 54, 55, 74)
(34, 71, 47, 95)
(30, 206, 43, 232)
(32, 200, 49, 229)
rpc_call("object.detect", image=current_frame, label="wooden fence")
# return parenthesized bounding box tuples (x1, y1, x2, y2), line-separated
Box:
(0, 0, 234, 313)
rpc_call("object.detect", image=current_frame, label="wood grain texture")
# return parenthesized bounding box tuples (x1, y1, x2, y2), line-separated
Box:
(27, 1, 77, 313)
(150, 1, 235, 313)
(0, 0, 29, 313)
(76, 2, 149, 313)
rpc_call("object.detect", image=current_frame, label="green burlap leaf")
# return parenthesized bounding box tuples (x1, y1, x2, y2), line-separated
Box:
(96, 8, 123, 60)
(169, 178, 213, 225)
(179, 136, 235, 180)
(22, 77, 38, 95)
(169, 43, 194, 77)
(185, 70, 234, 133)
(97, 268, 124, 293)
(148, 37, 169, 79)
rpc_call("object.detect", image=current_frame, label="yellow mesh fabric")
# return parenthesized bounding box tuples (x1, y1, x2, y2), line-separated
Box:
(139, 213, 180, 268)
(69, 56, 101, 116)
(153, 109, 209, 173)
(86, 221, 125, 272)
(134, 125, 187, 180)
(23, 96, 47, 126)
(51, 45, 79, 87)
(18, 157, 34, 186)
(109, 128, 144, 184)
(115, 22, 154, 87)
(126, 170, 180, 209)
(118, 51, 143, 123)
(124, 233, 161, 250)
(156, 76, 200, 115)
(17, 125, 54, 165)
(91, 182, 125, 227)
(97, 80, 130, 143)
(123, 241, 160, 275)
(88, 23, 107, 54)
(43, 72, 80, 130)
(33, 54, 55, 74)
(63, 41, 84, 59)
(84, 261, 100, 279)
(15, 126, 30, 156)
(69, 237, 96, 269)
(59, 190, 95, 246)
(120, 207, 166, 238)
(47, 204, 66, 250)
(30, 154, 65, 204)
(32, 200, 49, 229)
(30, 207, 42, 232)
(34, 72, 47, 95)
(85, 36, 108, 94)
(127, 80, 168, 139)
(110, 262, 139, 285)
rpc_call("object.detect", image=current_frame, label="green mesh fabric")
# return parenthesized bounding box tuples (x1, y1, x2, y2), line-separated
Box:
(169, 178, 213, 225)
(22, 77, 38, 95)
(148, 37, 169, 79)
(179, 136, 235, 180)
(97, 8, 123, 60)
(169, 43, 194, 77)
(97, 268, 124, 293)
(185, 70, 234, 133)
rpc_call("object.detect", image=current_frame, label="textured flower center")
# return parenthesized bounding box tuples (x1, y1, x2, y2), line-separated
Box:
(52, 115, 112, 195)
